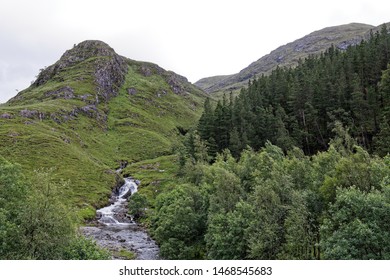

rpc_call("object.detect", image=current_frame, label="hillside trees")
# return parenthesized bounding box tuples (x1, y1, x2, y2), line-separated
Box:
(196, 25, 390, 158)
(149, 25, 390, 260)
(153, 131, 390, 260)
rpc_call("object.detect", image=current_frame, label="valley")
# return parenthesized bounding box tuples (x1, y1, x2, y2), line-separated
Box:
(1, 22, 390, 260)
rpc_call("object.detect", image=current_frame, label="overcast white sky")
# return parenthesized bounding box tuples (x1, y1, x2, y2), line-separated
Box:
(0, 0, 389, 103)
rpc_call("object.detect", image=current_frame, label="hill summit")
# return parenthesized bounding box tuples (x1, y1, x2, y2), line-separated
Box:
(11, 40, 128, 104)
(0, 40, 206, 218)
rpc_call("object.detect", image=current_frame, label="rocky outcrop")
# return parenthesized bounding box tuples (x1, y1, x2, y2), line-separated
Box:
(94, 52, 128, 102)
(20, 109, 45, 120)
(45, 86, 75, 99)
(32, 40, 128, 102)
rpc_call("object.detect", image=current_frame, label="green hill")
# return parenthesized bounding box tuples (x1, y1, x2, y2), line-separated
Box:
(0, 40, 207, 218)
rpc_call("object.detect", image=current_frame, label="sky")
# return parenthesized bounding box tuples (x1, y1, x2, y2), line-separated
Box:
(0, 0, 389, 103)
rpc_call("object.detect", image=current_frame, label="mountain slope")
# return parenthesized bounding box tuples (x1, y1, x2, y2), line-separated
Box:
(0, 40, 207, 218)
(195, 22, 378, 94)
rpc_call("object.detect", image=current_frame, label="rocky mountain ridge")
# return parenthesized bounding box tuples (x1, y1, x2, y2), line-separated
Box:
(195, 22, 389, 94)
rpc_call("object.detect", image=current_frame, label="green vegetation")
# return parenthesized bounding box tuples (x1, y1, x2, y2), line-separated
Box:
(153, 139, 390, 259)
(0, 158, 109, 259)
(0, 41, 207, 220)
(150, 25, 390, 260)
(115, 249, 136, 260)
(2, 24, 390, 260)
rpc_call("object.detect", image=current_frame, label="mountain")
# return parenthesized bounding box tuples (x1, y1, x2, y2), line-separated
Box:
(195, 22, 385, 94)
(0, 40, 207, 218)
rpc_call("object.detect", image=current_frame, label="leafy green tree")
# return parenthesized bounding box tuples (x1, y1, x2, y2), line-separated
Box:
(20, 169, 76, 259)
(153, 184, 207, 259)
(321, 186, 390, 259)
(205, 163, 244, 214)
(1, 159, 108, 260)
(128, 193, 148, 220)
(205, 201, 254, 259)
(320, 145, 389, 204)
(0, 157, 27, 259)
(282, 190, 316, 259)
(247, 182, 285, 259)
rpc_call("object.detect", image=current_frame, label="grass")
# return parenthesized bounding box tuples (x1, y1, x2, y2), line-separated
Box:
(0, 52, 206, 220)
(114, 249, 136, 260)
(124, 155, 180, 206)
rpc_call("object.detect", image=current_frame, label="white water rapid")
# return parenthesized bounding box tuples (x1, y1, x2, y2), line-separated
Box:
(81, 177, 159, 259)
(97, 178, 138, 225)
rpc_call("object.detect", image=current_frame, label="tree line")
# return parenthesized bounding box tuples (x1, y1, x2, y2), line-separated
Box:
(197, 25, 390, 159)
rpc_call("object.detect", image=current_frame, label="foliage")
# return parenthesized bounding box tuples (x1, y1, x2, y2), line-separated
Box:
(63, 236, 111, 260)
(152, 184, 207, 259)
(0, 158, 108, 259)
(128, 193, 148, 220)
(19, 169, 76, 259)
(320, 185, 390, 259)
(153, 138, 390, 259)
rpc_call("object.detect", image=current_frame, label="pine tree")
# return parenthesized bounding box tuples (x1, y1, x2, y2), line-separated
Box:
(229, 127, 242, 158)
(198, 97, 215, 141)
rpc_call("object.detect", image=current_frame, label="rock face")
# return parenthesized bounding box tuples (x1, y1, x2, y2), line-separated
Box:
(45, 86, 75, 99)
(33, 40, 128, 102)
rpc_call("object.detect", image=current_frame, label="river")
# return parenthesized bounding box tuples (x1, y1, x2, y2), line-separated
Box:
(81, 178, 160, 260)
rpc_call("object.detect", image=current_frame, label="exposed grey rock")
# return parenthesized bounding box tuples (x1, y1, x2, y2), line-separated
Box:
(140, 66, 152, 77)
(80, 94, 92, 101)
(336, 38, 361, 50)
(127, 88, 137, 95)
(20, 109, 38, 118)
(80, 105, 98, 118)
(20, 109, 36, 118)
(166, 72, 188, 95)
(0, 113, 13, 119)
(45, 86, 75, 99)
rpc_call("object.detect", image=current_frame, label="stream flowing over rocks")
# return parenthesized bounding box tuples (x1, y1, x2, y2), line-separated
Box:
(81, 178, 159, 260)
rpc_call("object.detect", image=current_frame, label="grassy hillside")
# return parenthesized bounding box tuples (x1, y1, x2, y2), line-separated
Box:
(0, 40, 207, 219)
(196, 22, 381, 95)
